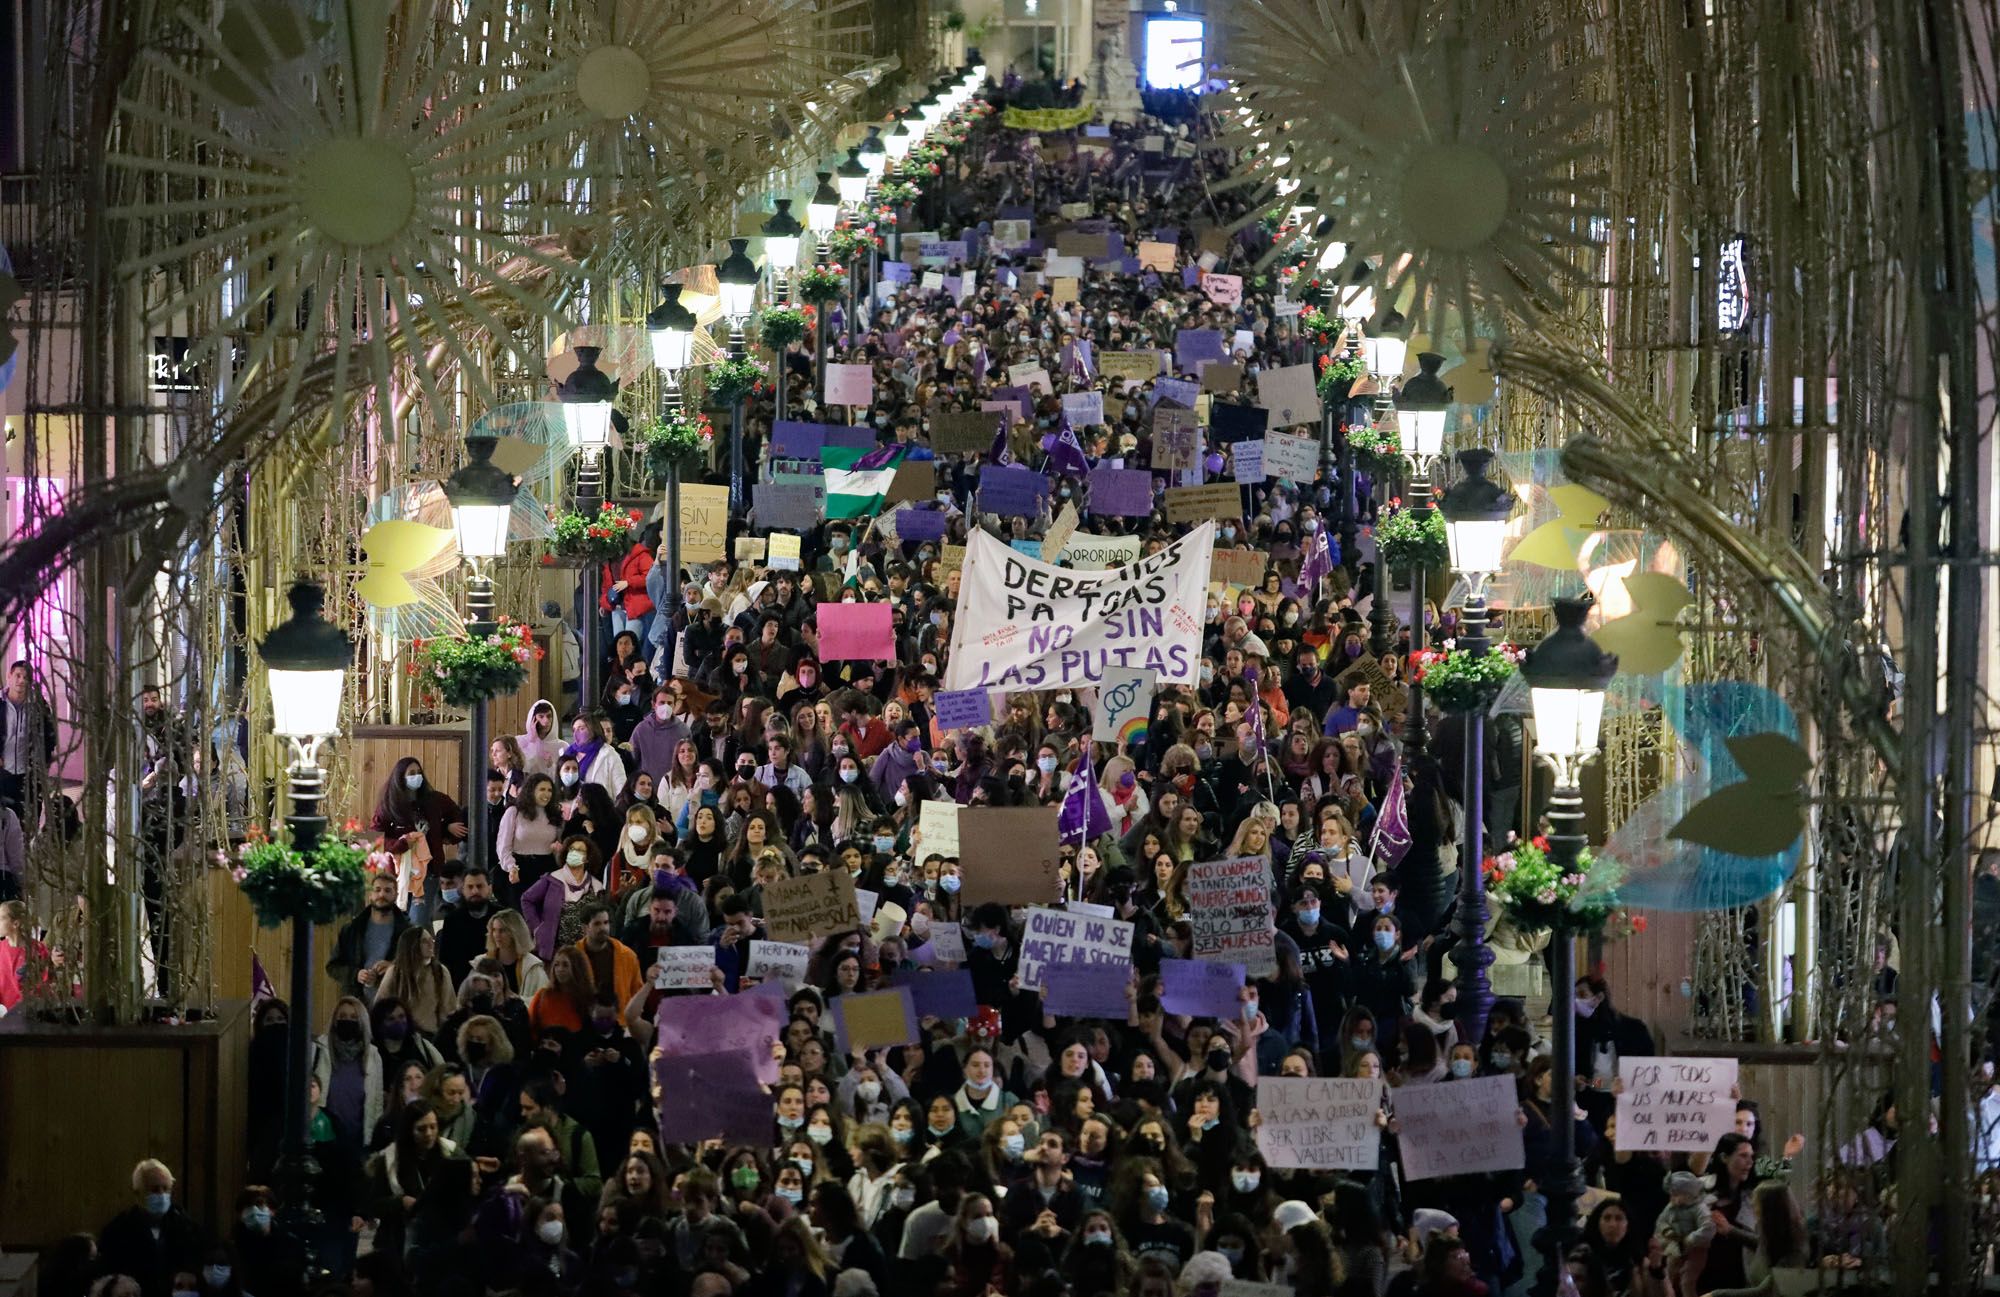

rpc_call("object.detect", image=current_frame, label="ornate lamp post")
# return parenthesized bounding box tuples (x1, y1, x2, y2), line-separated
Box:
(761, 201, 805, 420)
(806, 172, 840, 395)
(443, 432, 517, 878)
(555, 347, 618, 705)
(1438, 447, 1516, 1046)
(1393, 352, 1452, 755)
(646, 287, 697, 633)
(716, 236, 760, 515)
(834, 148, 869, 346)
(258, 581, 352, 1247)
(1518, 596, 1617, 1289)
(1361, 312, 1408, 657)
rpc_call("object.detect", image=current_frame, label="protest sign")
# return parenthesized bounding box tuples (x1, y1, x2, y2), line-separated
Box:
(1262, 431, 1320, 481)
(1101, 350, 1163, 382)
(1056, 231, 1111, 259)
(733, 536, 766, 563)
(1198, 227, 1231, 255)
(1017, 905, 1136, 990)
(884, 460, 936, 505)
(817, 602, 895, 660)
(917, 799, 961, 860)
(1067, 900, 1114, 919)
(854, 888, 878, 927)
(769, 421, 834, 459)
(1175, 328, 1227, 373)
(1157, 377, 1200, 411)
(1186, 855, 1277, 976)
(1052, 277, 1079, 303)
(767, 533, 802, 570)
(1202, 272, 1244, 305)
(825, 362, 874, 406)
(933, 688, 993, 730)
(1009, 538, 1044, 561)
(762, 869, 860, 942)
(925, 922, 966, 963)
(921, 271, 944, 293)
(1064, 533, 1144, 570)
(1011, 365, 1054, 395)
(935, 408, 1004, 453)
(1062, 390, 1105, 426)
(891, 507, 949, 544)
(1043, 254, 1085, 280)
(1092, 665, 1156, 744)
(938, 543, 966, 583)
(979, 464, 1050, 517)
(1198, 250, 1220, 272)
(1060, 201, 1094, 218)
(1153, 407, 1200, 469)
(1211, 547, 1268, 591)
(1043, 502, 1080, 561)
(1137, 239, 1178, 271)
(1395, 1074, 1527, 1180)
(993, 219, 1032, 248)
(651, 945, 716, 990)
(1615, 1057, 1740, 1151)
(1256, 1078, 1383, 1170)
(882, 261, 912, 283)
(835, 987, 919, 1051)
(944, 522, 1216, 689)
(1210, 402, 1270, 446)
(1159, 958, 1246, 1017)
(1233, 439, 1265, 483)
(655, 1050, 773, 1146)
(1087, 467, 1154, 517)
(677, 484, 730, 563)
(1165, 484, 1245, 525)
(1044, 959, 1133, 1018)
(655, 984, 784, 1083)
(746, 941, 810, 989)
(959, 807, 1061, 905)
(1256, 362, 1323, 427)
(1202, 361, 1244, 394)
(894, 968, 979, 1020)
(824, 425, 876, 450)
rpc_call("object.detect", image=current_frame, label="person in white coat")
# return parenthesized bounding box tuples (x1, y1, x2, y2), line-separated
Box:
(517, 699, 564, 779)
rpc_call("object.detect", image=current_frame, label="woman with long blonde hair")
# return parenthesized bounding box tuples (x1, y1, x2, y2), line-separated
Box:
(484, 909, 548, 1000)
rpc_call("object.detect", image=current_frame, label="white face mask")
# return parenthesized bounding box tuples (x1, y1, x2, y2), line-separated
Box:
(627, 825, 648, 844)
(560, 770, 579, 787)
(967, 1216, 998, 1244)
(536, 1220, 565, 1246)
(567, 852, 586, 869)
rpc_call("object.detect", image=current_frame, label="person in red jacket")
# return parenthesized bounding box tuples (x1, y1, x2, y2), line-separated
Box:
(0, 898, 48, 1012)
(600, 525, 659, 647)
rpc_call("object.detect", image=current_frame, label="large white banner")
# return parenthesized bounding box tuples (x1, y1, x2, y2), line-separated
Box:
(945, 522, 1215, 690)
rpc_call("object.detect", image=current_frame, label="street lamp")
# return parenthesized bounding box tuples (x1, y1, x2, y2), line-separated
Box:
(858, 126, 887, 180)
(1361, 312, 1408, 657)
(1391, 353, 1453, 756)
(884, 116, 913, 165)
(443, 433, 518, 882)
(807, 171, 841, 247)
(1438, 446, 1518, 1047)
(1518, 595, 1617, 1288)
(259, 580, 353, 1251)
(717, 236, 760, 513)
(556, 347, 620, 707)
(762, 199, 804, 280)
(647, 286, 699, 637)
(835, 147, 870, 209)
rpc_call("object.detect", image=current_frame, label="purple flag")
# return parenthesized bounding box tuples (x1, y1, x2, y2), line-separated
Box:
(853, 442, 905, 471)
(1299, 527, 1335, 592)
(987, 419, 1014, 466)
(1371, 757, 1412, 869)
(1049, 416, 1091, 477)
(1244, 668, 1267, 757)
(251, 952, 275, 1006)
(1058, 752, 1112, 844)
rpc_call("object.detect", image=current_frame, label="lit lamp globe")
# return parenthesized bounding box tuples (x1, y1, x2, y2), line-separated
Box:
(884, 116, 913, 164)
(1393, 352, 1453, 467)
(717, 238, 760, 323)
(761, 199, 805, 272)
(807, 172, 841, 235)
(1361, 312, 1409, 382)
(1519, 595, 1619, 768)
(835, 148, 870, 207)
(646, 287, 697, 376)
(857, 127, 887, 179)
(260, 582, 353, 741)
(919, 94, 946, 127)
(555, 345, 618, 454)
(1438, 447, 1516, 582)
(442, 434, 519, 562)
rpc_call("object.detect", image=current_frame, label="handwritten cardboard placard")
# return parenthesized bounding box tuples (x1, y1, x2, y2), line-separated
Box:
(746, 941, 810, 989)
(835, 986, 919, 1051)
(1262, 431, 1320, 481)
(1101, 350, 1163, 382)
(1614, 1057, 1740, 1151)
(1056, 231, 1111, 259)
(1256, 362, 1323, 427)
(825, 362, 874, 407)
(1062, 390, 1104, 427)
(677, 483, 730, 563)
(1394, 1074, 1527, 1181)
(1137, 239, 1178, 272)
(733, 536, 767, 562)
(916, 799, 961, 860)
(884, 459, 936, 505)
(1186, 855, 1276, 976)
(923, 921, 966, 963)
(1159, 957, 1246, 1017)
(1063, 533, 1143, 569)
(1202, 272, 1244, 306)
(1233, 438, 1265, 483)
(1043, 254, 1086, 280)
(1042, 502, 1080, 561)
(1051, 276, 1079, 303)
(1211, 547, 1268, 591)
(993, 219, 1033, 248)
(1202, 361, 1244, 394)
(1256, 1077, 1384, 1169)
(933, 688, 993, 730)
(1016, 905, 1136, 990)
(767, 533, 802, 571)
(817, 601, 896, 660)
(762, 869, 861, 942)
(935, 408, 1004, 453)
(1009, 363, 1055, 395)
(1153, 407, 1200, 470)
(1165, 483, 1245, 525)
(651, 945, 716, 990)
(959, 807, 1061, 907)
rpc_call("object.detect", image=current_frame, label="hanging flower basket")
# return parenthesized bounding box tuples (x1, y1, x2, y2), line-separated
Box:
(826, 226, 881, 262)
(1299, 309, 1342, 350)
(876, 179, 922, 207)
(1372, 498, 1447, 572)
(409, 616, 544, 709)
(795, 264, 848, 303)
(231, 824, 375, 929)
(706, 355, 768, 402)
(636, 410, 714, 479)
(1344, 422, 1405, 475)
(758, 306, 811, 351)
(1485, 837, 1619, 936)
(1318, 351, 1366, 404)
(552, 500, 639, 563)
(1408, 640, 1523, 713)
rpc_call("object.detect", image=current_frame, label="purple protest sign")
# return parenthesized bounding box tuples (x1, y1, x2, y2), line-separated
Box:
(1176, 329, 1227, 374)
(1154, 377, 1200, 409)
(656, 1049, 773, 1146)
(1106, 232, 1125, 260)
(1120, 256, 1141, 275)
(883, 261, 912, 283)
(824, 424, 877, 451)
(1043, 959, 1133, 1018)
(999, 205, 1034, 220)
(893, 507, 951, 543)
(979, 464, 1049, 516)
(1087, 467, 1154, 517)
(770, 421, 834, 459)
(1182, 264, 1201, 289)
(933, 688, 993, 730)
(1142, 271, 1162, 291)
(1154, 227, 1180, 244)
(893, 967, 979, 1020)
(655, 982, 785, 1084)
(992, 385, 1035, 419)
(1159, 958, 1247, 1018)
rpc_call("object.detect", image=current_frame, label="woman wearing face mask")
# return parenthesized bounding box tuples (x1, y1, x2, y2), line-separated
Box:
(375, 927, 457, 1035)
(229, 1185, 302, 1297)
(562, 710, 628, 801)
(520, 837, 607, 962)
(1205, 1210, 1268, 1280)
(1347, 912, 1419, 1044)
(608, 806, 660, 897)
(515, 1198, 584, 1293)
(517, 699, 565, 777)
(1061, 1208, 1136, 1294)
(498, 774, 563, 896)
(311, 996, 384, 1152)
(371, 756, 469, 928)
(1115, 1158, 1197, 1272)
(945, 1194, 1013, 1297)
(369, 994, 445, 1082)
(485, 909, 548, 1001)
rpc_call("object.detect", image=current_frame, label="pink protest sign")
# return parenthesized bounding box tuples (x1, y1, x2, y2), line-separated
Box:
(817, 601, 896, 660)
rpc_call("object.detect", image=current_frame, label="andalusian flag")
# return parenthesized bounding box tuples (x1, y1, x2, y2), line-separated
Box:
(820, 443, 908, 519)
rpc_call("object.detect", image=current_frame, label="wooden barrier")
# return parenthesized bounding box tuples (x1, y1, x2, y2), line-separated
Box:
(347, 724, 466, 827)
(0, 1000, 251, 1249)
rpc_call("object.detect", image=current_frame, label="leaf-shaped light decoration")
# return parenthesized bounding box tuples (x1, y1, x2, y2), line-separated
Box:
(1590, 571, 1694, 675)
(1507, 483, 1610, 570)
(1666, 733, 1811, 856)
(467, 402, 573, 544)
(109, 0, 583, 436)
(357, 518, 454, 608)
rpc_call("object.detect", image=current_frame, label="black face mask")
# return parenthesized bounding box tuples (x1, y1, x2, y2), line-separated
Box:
(466, 993, 495, 1013)
(463, 1039, 491, 1064)
(332, 1019, 363, 1043)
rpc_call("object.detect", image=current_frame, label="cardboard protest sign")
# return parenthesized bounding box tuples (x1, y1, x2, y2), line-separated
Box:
(978, 464, 1049, 517)
(1101, 350, 1163, 382)
(1157, 377, 1200, 411)
(746, 941, 810, 989)
(1043, 959, 1133, 1018)
(933, 688, 993, 730)
(1262, 431, 1321, 481)
(651, 945, 716, 990)
(1010, 365, 1055, 395)
(1092, 665, 1156, 744)
(1614, 1057, 1740, 1151)
(1186, 855, 1277, 976)
(1395, 1075, 1526, 1179)
(884, 459, 936, 505)
(958, 807, 1062, 906)
(916, 799, 961, 859)
(923, 922, 966, 963)
(938, 543, 966, 582)
(835, 986, 919, 1050)
(1052, 277, 1079, 303)
(1017, 905, 1136, 989)
(921, 270, 944, 293)
(993, 219, 1032, 247)
(733, 536, 767, 562)
(655, 1049, 773, 1146)
(1064, 533, 1144, 569)
(762, 869, 860, 942)
(817, 602, 895, 660)
(1087, 467, 1154, 517)
(767, 533, 802, 570)
(1202, 361, 1244, 394)
(1202, 272, 1244, 305)
(935, 408, 1004, 453)
(825, 362, 874, 406)
(1061, 390, 1104, 426)
(1165, 483, 1244, 524)
(1159, 958, 1246, 1017)
(1043, 501, 1080, 561)
(1137, 239, 1178, 271)
(1211, 547, 1268, 590)
(1057, 231, 1111, 259)
(943, 522, 1216, 689)
(1153, 407, 1200, 469)
(1256, 1078, 1383, 1170)
(677, 484, 730, 563)
(1043, 254, 1086, 280)
(1336, 653, 1407, 720)
(1233, 438, 1265, 483)
(1257, 362, 1323, 427)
